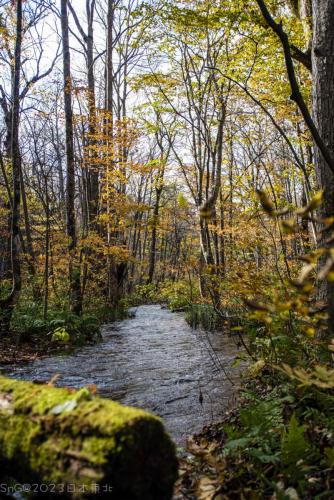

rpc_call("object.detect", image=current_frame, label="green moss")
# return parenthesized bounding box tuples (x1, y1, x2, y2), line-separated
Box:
(0, 377, 178, 499)
(81, 436, 117, 464)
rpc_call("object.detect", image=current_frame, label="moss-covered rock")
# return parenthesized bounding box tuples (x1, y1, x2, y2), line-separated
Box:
(0, 377, 178, 499)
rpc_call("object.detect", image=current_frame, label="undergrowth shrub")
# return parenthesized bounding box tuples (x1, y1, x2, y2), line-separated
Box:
(215, 191, 334, 497)
(159, 280, 195, 310)
(220, 378, 334, 497)
(185, 303, 221, 330)
(128, 279, 199, 311)
(10, 301, 106, 345)
(127, 283, 158, 306)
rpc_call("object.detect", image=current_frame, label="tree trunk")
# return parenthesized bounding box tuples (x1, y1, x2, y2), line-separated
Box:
(61, 0, 82, 315)
(147, 187, 162, 284)
(312, 0, 334, 332)
(147, 141, 166, 284)
(0, 377, 178, 500)
(86, 1, 99, 228)
(43, 181, 50, 320)
(106, 0, 114, 119)
(0, 0, 22, 333)
(105, 0, 125, 304)
(19, 163, 40, 299)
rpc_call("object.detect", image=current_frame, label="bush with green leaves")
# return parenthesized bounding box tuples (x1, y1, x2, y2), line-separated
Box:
(215, 191, 334, 496)
(10, 301, 101, 345)
(47, 311, 101, 344)
(185, 303, 221, 330)
(128, 279, 199, 310)
(158, 279, 198, 311)
(51, 327, 70, 344)
(127, 283, 158, 306)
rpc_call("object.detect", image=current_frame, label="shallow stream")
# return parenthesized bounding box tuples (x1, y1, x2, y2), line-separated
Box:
(0, 305, 239, 446)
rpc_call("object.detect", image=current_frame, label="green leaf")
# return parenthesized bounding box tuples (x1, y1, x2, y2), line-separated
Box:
(52, 327, 70, 344)
(177, 192, 188, 208)
(224, 437, 253, 452)
(324, 447, 334, 467)
(281, 413, 309, 470)
(249, 448, 280, 464)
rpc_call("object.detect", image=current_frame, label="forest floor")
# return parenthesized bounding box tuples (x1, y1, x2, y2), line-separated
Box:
(174, 419, 237, 500)
(0, 335, 69, 365)
(173, 376, 334, 500)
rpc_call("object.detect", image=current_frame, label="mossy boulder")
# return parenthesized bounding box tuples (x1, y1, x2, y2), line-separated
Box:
(0, 377, 178, 499)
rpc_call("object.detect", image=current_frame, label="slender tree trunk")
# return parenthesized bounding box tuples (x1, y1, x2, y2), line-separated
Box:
(0, 0, 22, 333)
(106, 0, 114, 119)
(147, 142, 166, 284)
(106, 0, 116, 304)
(61, 0, 81, 315)
(147, 187, 162, 284)
(86, 1, 98, 228)
(53, 110, 66, 213)
(19, 163, 40, 299)
(105, 0, 127, 304)
(0, 152, 12, 282)
(219, 190, 226, 277)
(43, 183, 50, 320)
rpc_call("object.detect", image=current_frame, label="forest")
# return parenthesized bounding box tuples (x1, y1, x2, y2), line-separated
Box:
(0, 0, 334, 498)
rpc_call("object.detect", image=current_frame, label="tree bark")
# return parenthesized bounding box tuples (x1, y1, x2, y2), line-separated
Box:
(61, 0, 82, 315)
(43, 180, 50, 320)
(0, 0, 22, 333)
(86, 1, 99, 228)
(311, 0, 334, 331)
(68, 0, 98, 228)
(147, 135, 166, 285)
(147, 184, 163, 285)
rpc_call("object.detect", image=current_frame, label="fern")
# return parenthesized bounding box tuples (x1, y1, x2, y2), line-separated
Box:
(281, 413, 309, 471)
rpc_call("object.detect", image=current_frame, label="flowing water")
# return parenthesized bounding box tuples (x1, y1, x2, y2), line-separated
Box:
(0, 305, 240, 447)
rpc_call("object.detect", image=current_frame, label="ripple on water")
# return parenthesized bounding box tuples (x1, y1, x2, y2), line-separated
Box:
(0, 304, 240, 447)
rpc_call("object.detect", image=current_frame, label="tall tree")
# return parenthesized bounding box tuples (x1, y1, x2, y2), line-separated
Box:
(0, 2, 59, 276)
(147, 119, 170, 284)
(60, 0, 82, 314)
(0, 0, 23, 332)
(68, 0, 99, 228)
(312, 0, 334, 330)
